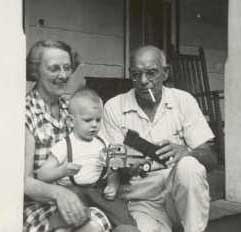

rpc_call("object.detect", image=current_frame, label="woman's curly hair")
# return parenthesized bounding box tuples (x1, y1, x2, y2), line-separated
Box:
(26, 40, 80, 81)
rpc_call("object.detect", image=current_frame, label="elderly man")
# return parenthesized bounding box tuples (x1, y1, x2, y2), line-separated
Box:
(101, 45, 217, 232)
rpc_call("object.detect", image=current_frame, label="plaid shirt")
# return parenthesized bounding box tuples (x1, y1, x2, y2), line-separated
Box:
(24, 88, 111, 232)
(25, 88, 71, 172)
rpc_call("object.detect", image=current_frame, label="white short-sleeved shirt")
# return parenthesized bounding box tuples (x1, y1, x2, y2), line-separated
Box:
(51, 133, 106, 185)
(102, 87, 214, 150)
(101, 87, 214, 200)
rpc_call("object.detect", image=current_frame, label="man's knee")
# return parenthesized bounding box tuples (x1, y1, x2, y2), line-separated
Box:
(170, 156, 210, 231)
(175, 156, 207, 188)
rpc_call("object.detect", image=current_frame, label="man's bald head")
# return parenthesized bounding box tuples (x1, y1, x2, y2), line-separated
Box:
(130, 45, 167, 68)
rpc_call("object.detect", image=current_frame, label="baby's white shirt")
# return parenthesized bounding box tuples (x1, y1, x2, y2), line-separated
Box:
(51, 133, 107, 185)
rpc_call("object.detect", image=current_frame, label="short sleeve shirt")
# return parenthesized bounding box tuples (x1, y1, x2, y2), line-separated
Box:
(24, 88, 73, 231)
(51, 133, 106, 185)
(102, 87, 214, 150)
(101, 86, 214, 220)
(24, 88, 111, 232)
(25, 88, 72, 173)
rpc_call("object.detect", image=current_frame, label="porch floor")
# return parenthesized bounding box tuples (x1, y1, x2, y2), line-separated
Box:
(207, 212, 241, 232)
(207, 200, 241, 232)
(174, 200, 241, 232)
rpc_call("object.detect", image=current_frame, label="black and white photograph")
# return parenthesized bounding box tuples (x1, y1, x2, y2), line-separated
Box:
(1, 0, 241, 231)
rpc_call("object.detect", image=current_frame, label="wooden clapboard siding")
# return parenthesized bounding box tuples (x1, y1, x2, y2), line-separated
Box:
(25, 0, 125, 78)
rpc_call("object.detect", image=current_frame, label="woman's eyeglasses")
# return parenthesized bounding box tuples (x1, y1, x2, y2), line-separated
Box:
(47, 64, 72, 73)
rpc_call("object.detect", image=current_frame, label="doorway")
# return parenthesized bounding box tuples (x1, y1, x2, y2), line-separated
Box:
(128, 0, 178, 59)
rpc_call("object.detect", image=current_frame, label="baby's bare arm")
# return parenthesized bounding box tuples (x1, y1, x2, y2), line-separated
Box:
(107, 171, 120, 189)
(103, 171, 120, 200)
(37, 154, 65, 182)
(37, 155, 81, 182)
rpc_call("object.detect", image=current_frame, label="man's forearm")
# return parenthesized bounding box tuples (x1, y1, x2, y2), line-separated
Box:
(189, 144, 217, 172)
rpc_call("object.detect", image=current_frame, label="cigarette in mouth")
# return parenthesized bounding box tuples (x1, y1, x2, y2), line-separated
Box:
(148, 88, 156, 103)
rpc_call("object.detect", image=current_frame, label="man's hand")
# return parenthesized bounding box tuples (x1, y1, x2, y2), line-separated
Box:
(155, 140, 189, 166)
(54, 186, 89, 227)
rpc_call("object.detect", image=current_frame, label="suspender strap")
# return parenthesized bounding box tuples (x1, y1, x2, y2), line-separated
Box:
(65, 135, 72, 162)
(95, 136, 108, 181)
(65, 135, 108, 186)
(65, 135, 78, 186)
(95, 135, 107, 149)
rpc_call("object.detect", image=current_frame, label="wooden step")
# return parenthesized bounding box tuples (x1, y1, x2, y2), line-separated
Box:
(209, 200, 241, 221)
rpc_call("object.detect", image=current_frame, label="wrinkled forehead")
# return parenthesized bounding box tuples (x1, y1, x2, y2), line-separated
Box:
(40, 47, 71, 64)
(131, 48, 166, 69)
(30, 46, 71, 64)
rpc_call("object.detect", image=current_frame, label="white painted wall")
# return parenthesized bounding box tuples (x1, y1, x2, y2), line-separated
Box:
(225, 0, 241, 203)
(0, 1, 25, 231)
(25, 0, 125, 78)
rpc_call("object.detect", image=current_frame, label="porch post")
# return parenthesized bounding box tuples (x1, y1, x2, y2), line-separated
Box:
(225, 0, 241, 202)
(0, 1, 25, 231)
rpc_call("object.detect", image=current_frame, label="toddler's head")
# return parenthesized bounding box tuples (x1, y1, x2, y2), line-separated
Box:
(69, 88, 103, 141)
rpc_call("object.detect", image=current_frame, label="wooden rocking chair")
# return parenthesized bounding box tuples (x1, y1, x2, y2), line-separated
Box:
(170, 47, 224, 165)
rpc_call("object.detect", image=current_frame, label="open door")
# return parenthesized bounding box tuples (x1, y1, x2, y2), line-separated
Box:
(128, 0, 178, 59)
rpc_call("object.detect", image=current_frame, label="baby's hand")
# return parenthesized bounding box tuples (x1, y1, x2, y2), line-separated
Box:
(103, 185, 118, 200)
(61, 161, 81, 176)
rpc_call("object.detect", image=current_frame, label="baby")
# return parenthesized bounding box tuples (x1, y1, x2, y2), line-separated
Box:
(37, 87, 135, 229)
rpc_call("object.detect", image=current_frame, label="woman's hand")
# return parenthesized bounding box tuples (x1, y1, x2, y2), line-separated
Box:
(155, 140, 189, 166)
(54, 186, 90, 227)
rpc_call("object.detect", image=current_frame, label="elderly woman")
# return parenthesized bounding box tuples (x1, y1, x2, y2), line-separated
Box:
(24, 40, 110, 232)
